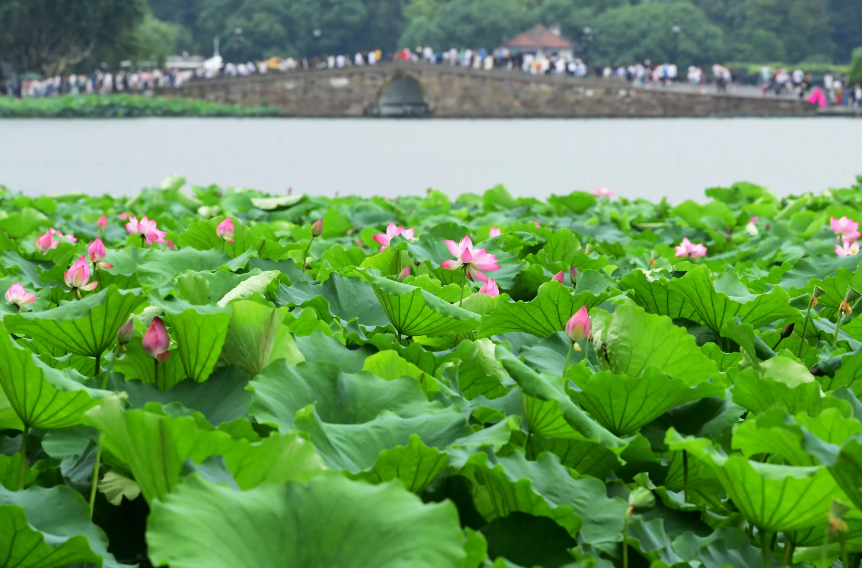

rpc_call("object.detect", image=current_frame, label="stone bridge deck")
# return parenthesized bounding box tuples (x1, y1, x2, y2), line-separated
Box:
(175, 62, 816, 118)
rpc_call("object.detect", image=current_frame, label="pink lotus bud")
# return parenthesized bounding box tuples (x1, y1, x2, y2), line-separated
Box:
(397, 266, 411, 282)
(552, 271, 565, 284)
(5, 283, 36, 308)
(88, 238, 107, 263)
(216, 217, 235, 244)
(479, 278, 500, 297)
(35, 230, 56, 253)
(117, 319, 134, 345)
(142, 317, 170, 363)
(356, 238, 363, 248)
(311, 219, 323, 237)
(535, 219, 540, 228)
(287, 187, 293, 195)
(570, 266, 579, 285)
(489, 227, 502, 238)
(64, 256, 98, 292)
(565, 306, 591, 343)
(97, 215, 108, 230)
(118, 213, 129, 220)
(166, 240, 175, 251)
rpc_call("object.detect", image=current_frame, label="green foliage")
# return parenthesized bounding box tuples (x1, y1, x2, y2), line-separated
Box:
(0, 95, 283, 118)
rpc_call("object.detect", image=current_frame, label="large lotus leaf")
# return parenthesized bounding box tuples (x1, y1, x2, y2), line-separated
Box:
(294, 331, 375, 373)
(455, 450, 627, 544)
(825, 436, 862, 512)
(569, 368, 725, 437)
(0, 453, 35, 490)
(0, 485, 128, 568)
(795, 266, 862, 319)
(115, 341, 188, 391)
(248, 360, 429, 431)
(732, 407, 862, 467)
(83, 397, 325, 503)
(731, 362, 849, 416)
(668, 265, 799, 334)
(276, 273, 390, 328)
(821, 350, 862, 395)
(136, 249, 244, 287)
(477, 281, 608, 339)
(440, 339, 512, 400)
(216, 270, 279, 307)
(3, 286, 144, 357)
(592, 305, 718, 385)
(177, 216, 260, 258)
(154, 298, 232, 382)
(496, 346, 627, 454)
(294, 404, 473, 473)
(668, 431, 843, 532)
(619, 270, 699, 320)
(527, 435, 618, 479)
(147, 473, 466, 568)
(367, 274, 479, 338)
(0, 331, 110, 430)
(217, 300, 287, 377)
(673, 527, 776, 568)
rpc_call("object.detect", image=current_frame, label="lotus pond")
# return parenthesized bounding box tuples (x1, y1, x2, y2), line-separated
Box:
(5, 176, 862, 568)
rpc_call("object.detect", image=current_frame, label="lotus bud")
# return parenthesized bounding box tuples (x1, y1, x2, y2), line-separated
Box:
(552, 271, 565, 284)
(397, 266, 410, 282)
(489, 227, 502, 238)
(88, 238, 107, 263)
(627, 487, 655, 513)
(216, 217, 235, 244)
(565, 306, 590, 343)
(5, 283, 36, 308)
(534, 219, 540, 228)
(310, 218, 323, 237)
(780, 323, 795, 339)
(64, 255, 98, 295)
(142, 317, 170, 363)
(35, 230, 55, 253)
(97, 215, 108, 230)
(570, 266, 578, 286)
(117, 319, 134, 346)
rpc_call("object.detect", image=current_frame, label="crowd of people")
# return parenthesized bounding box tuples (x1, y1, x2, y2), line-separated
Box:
(3, 45, 861, 108)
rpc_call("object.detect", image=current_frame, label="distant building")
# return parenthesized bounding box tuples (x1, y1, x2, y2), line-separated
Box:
(500, 24, 576, 59)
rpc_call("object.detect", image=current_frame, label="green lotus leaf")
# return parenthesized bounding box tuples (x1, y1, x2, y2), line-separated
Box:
(619, 270, 699, 320)
(275, 273, 390, 328)
(115, 341, 188, 391)
(731, 360, 850, 416)
(3, 285, 144, 357)
(0, 453, 36, 490)
(217, 300, 287, 376)
(668, 265, 799, 335)
(177, 216, 260, 258)
(147, 473, 466, 568)
(477, 281, 608, 338)
(153, 298, 232, 382)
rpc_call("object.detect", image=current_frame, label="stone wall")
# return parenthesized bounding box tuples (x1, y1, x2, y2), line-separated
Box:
(174, 62, 816, 118)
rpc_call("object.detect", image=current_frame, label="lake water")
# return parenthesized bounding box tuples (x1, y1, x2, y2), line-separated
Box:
(1, 117, 860, 201)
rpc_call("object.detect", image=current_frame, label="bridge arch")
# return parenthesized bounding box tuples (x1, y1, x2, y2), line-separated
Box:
(373, 73, 429, 117)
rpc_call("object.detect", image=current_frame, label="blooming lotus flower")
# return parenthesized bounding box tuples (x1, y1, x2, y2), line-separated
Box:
(441, 235, 500, 282)
(5, 283, 36, 309)
(311, 219, 323, 237)
(745, 217, 759, 237)
(689, 243, 708, 258)
(87, 238, 113, 269)
(97, 215, 108, 230)
(592, 187, 613, 197)
(126, 216, 167, 246)
(397, 266, 411, 282)
(674, 238, 707, 259)
(832, 216, 861, 242)
(142, 317, 170, 363)
(836, 241, 860, 257)
(49, 228, 77, 244)
(216, 217, 235, 244)
(372, 222, 415, 252)
(119, 213, 129, 220)
(64, 255, 98, 297)
(552, 271, 565, 284)
(489, 227, 502, 238)
(35, 230, 57, 253)
(565, 306, 591, 345)
(479, 278, 499, 297)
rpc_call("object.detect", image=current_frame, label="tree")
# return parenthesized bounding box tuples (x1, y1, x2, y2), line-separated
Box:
(746, 0, 833, 63)
(827, 0, 862, 63)
(0, 0, 147, 75)
(591, 1, 726, 67)
(399, 0, 531, 50)
(729, 28, 786, 62)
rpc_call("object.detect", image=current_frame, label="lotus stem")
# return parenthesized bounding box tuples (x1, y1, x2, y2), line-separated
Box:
(762, 530, 772, 568)
(833, 313, 844, 347)
(841, 532, 849, 568)
(683, 450, 690, 503)
(822, 525, 830, 568)
(780, 538, 793, 566)
(88, 442, 102, 518)
(459, 266, 468, 305)
(95, 351, 101, 380)
(797, 298, 814, 358)
(623, 507, 631, 568)
(302, 235, 315, 273)
(562, 342, 574, 380)
(17, 426, 29, 491)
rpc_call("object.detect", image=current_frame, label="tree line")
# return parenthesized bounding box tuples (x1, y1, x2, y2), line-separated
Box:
(1, 0, 861, 76)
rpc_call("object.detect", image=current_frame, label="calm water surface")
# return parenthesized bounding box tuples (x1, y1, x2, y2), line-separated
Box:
(1, 118, 860, 200)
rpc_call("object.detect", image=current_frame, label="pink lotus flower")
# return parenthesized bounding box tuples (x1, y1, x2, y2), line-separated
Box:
(64, 255, 98, 297)
(311, 219, 323, 237)
(552, 271, 565, 284)
(166, 240, 175, 251)
(5, 283, 36, 309)
(836, 241, 860, 257)
(118, 213, 129, 220)
(479, 278, 499, 297)
(489, 227, 502, 238)
(126, 216, 167, 246)
(372, 222, 415, 252)
(565, 306, 591, 344)
(216, 217, 235, 244)
(88, 238, 113, 270)
(441, 235, 500, 282)
(50, 228, 77, 244)
(142, 317, 170, 363)
(534, 220, 540, 228)
(35, 230, 57, 253)
(749, 216, 759, 225)
(831, 216, 861, 242)
(674, 238, 708, 259)
(592, 187, 613, 197)
(97, 215, 108, 231)
(397, 266, 411, 282)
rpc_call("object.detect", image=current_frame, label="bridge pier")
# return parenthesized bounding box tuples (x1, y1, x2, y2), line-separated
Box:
(173, 62, 816, 118)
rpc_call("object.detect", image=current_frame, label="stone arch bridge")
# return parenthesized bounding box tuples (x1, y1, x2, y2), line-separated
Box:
(173, 62, 814, 118)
